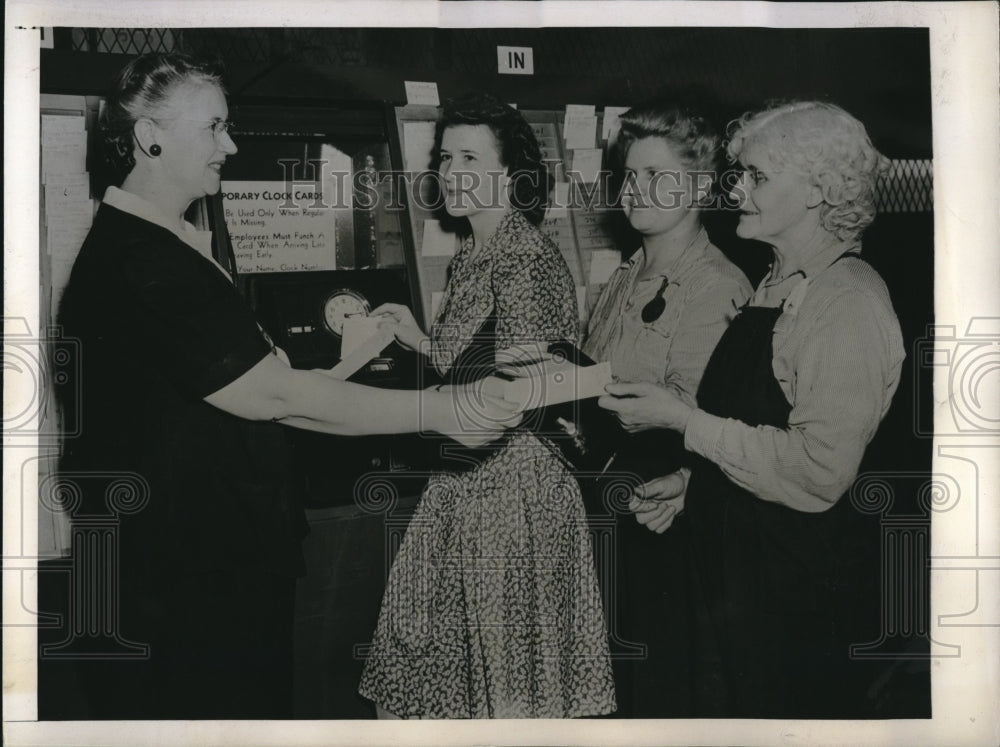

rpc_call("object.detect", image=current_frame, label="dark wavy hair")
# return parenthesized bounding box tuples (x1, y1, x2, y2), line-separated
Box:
(430, 92, 552, 227)
(613, 101, 721, 208)
(100, 52, 224, 182)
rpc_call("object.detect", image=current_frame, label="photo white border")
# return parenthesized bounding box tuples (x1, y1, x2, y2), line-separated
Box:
(5, 2, 999, 745)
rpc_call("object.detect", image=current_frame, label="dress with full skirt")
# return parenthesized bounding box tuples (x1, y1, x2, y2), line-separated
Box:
(358, 210, 616, 718)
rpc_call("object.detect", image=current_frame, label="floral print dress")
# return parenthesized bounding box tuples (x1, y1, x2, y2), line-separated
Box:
(358, 210, 616, 718)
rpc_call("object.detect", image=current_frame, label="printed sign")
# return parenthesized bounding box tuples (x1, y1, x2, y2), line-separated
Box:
(221, 180, 337, 273)
(498, 46, 534, 75)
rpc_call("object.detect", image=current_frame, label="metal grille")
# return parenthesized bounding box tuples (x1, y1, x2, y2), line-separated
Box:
(70, 28, 181, 54)
(878, 159, 933, 213)
(182, 28, 273, 63)
(66, 27, 429, 67)
(58, 28, 934, 212)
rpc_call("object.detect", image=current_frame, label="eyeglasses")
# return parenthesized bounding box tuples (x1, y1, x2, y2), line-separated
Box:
(641, 277, 671, 323)
(155, 118, 236, 137)
(187, 119, 236, 136)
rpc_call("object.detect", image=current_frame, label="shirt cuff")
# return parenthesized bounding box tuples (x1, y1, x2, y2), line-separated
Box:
(684, 408, 726, 460)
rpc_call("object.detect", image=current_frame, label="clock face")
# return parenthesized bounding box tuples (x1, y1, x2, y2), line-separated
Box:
(322, 289, 370, 337)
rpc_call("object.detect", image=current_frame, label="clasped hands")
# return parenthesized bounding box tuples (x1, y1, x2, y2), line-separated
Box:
(598, 381, 694, 533)
(630, 467, 690, 534)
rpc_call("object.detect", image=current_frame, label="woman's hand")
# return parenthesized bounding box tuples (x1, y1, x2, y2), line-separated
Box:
(598, 382, 694, 433)
(628, 468, 689, 534)
(425, 377, 523, 448)
(371, 302, 429, 354)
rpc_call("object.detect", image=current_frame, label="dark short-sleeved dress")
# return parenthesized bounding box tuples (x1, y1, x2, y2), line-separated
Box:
(57, 202, 306, 719)
(358, 210, 616, 718)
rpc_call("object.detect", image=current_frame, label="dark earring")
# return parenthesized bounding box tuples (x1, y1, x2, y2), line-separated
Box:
(149, 144, 162, 157)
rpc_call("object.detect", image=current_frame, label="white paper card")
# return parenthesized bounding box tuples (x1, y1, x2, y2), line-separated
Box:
(565, 104, 596, 119)
(588, 249, 622, 285)
(404, 81, 440, 106)
(571, 148, 604, 184)
(502, 360, 613, 412)
(602, 106, 631, 141)
(340, 315, 381, 360)
(403, 121, 437, 173)
(421, 219, 457, 256)
(564, 115, 598, 150)
(327, 329, 394, 381)
(41, 114, 84, 137)
(42, 130, 87, 180)
(45, 173, 90, 186)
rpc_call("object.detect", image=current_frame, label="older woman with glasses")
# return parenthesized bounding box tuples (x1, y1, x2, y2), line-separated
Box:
(581, 102, 751, 716)
(600, 101, 904, 717)
(57, 53, 518, 719)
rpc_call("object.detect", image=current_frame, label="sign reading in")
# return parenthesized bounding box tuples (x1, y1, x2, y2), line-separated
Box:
(497, 46, 534, 75)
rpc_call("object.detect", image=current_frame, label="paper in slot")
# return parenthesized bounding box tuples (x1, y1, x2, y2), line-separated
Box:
(326, 328, 394, 381)
(546, 182, 570, 218)
(340, 315, 381, 359)
(564, 116, 598, 150)
(570, 148, 603, 184)
(402, 121, 436, 173)
(404, 81, 440, 106)
(601, 106, 631, 142)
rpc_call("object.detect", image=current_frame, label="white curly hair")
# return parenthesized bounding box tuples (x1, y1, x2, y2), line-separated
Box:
(726, 101, 889, 241)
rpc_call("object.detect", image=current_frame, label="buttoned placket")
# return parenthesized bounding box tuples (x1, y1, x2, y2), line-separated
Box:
(621, 229, 706, 325)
